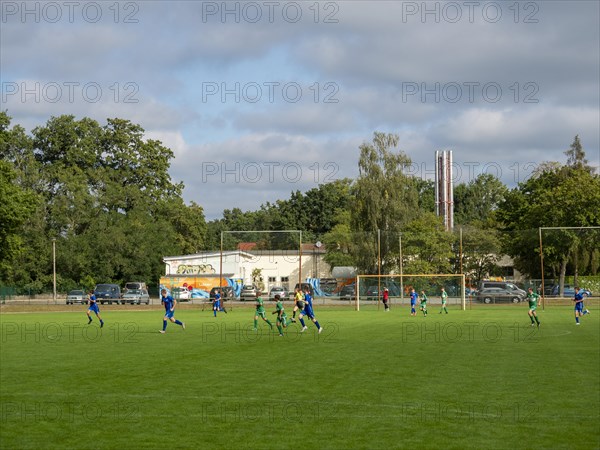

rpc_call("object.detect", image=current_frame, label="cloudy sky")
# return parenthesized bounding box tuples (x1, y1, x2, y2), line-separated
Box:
(2, 1, 599, 219)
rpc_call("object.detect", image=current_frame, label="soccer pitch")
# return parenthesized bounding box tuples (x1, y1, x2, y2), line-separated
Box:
(1, 304, 599, 449)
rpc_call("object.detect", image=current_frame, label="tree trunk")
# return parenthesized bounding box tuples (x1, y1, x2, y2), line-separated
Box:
(559, 259, 568, 296)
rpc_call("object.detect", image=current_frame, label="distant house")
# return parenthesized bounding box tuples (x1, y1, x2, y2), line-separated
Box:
(162, 244, 330, 292)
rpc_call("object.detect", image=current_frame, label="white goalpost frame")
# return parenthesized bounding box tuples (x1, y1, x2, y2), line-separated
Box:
(356, 274, 466, 311)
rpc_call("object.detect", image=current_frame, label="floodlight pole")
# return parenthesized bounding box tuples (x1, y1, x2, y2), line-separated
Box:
(461, 274, 466, 311)
(299, 231, 303, 289)
(399, 233, 403, 304)
(539, 227, 545, 310)
(220, 231, 224, 292)
(459, 227, 463, 275)
(52, 238, 57, 304)
(377, 229, 381, 310)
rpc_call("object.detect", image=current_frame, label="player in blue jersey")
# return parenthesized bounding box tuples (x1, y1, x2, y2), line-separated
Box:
(212, 289, 227, 317)
(160, 289, 185, 333)
(409, 288, 418, 316)
(298, 287, 323, 334)
(86, 290, 104, 328)
(573, 287, 585, 325)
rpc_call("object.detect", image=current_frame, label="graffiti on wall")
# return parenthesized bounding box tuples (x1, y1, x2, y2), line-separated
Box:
(176, 264, 216, 275)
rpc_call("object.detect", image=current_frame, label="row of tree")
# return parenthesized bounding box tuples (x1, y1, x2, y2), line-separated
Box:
(1, 113, 205, 293)
(1, 112, 599, 293)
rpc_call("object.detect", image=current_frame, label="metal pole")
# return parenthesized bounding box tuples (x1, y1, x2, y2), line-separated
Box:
(52, 238, 56, 304)
(539, 227, 545, 310)
(299, 231, 302, 288)
(220, 231, 223, 291)
(459, 227, 463, 275)
(399, 234, 403, 305)
(377, 229, 381, 310)
(461, 274, 466, 311)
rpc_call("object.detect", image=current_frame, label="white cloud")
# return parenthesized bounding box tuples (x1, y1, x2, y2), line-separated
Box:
(2, 0, 598, 220)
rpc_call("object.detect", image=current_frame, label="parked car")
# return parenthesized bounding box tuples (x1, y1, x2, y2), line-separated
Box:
(366, 285, 384, 300)
(210, 286, 236, 301)
(124, 281, 147, 292)
(66, 289, 87, 305)
(94, 284, 121, 304)
(479, 281, 526, 297)
(171, 287, 191, 301)
(241, 285, 258, 300)
(549, 285, 592, 297)
(339, 284, 356, 300)
(122, 289, 150, 305)
(269, 286, 287, 300)
(476, 287, 526, 304)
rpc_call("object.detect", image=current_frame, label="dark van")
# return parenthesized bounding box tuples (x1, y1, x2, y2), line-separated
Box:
(478, 281, 526, 297)
(94, 284, 122, 304)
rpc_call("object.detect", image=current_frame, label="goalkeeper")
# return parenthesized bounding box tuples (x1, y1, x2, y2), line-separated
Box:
(419, 290, 428, 317)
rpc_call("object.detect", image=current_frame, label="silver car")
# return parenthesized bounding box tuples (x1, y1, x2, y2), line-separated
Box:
(66, 290, 87, 305)
(241, 285, 258, 300)
(121, 289, 150, 305)
(269, 286, 287, 300)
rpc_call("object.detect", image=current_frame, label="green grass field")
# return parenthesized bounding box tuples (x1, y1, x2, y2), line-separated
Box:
(1, 303, 599, 449)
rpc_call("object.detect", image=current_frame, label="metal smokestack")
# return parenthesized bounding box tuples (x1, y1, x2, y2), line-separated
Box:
(435, 150, 453, 231)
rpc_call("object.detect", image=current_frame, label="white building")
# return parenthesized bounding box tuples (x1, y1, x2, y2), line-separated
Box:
(162, 245, 330, 292)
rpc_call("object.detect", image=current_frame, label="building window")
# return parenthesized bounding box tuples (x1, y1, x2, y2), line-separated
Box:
(268, 277, 277, 283)
(281, 277, 289, 283)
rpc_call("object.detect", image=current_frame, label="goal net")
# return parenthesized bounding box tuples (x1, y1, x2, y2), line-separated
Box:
(356, 274, 466, 311)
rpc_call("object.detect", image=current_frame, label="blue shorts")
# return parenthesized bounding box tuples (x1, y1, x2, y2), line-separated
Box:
(88, 303, 99, 314)
(574, 304, 583, 312)
(300, 307, 315, 320)
(165, 310, 175, 319)
(213, 301, 220, 309)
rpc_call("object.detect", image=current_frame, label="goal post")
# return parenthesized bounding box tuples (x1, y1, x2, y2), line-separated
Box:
(539, 226, 600, 310)
(356, 274, 466, 311)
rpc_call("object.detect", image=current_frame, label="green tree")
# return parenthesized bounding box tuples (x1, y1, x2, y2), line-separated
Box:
(322, 210, 356, 269)
(0, 160, 38, 281)
(1, 113, 207, 291)
(498, 138, 600, 289)
(564, 135, 593, 172)
(401, 213, 454, 274)
(414, 178, 435, 213)
(454, 174, 507, 226)
(459, 226, 503, 284)
(351, 132, 419, 274)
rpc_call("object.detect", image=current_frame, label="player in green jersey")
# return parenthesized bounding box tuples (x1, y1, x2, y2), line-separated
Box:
(253, 293, 273, 331)
(271, 294, 288, 336)
(439, 288, 448, 314)
(526, 287, 540, 328)
(420, 291, 428, 317)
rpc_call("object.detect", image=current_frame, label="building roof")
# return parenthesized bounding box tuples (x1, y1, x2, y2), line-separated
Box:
(163, 250, 255, 261)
